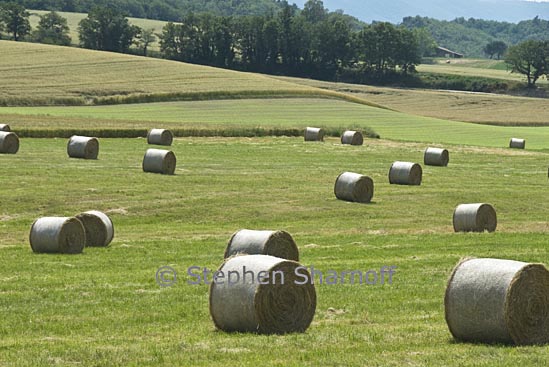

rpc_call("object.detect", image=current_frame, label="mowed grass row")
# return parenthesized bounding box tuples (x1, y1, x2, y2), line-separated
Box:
(277, 76, 549, 126)
(4, 98, 549, 149)
(0, 137, 548, 366)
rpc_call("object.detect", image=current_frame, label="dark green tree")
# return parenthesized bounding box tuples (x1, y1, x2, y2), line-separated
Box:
(505, 40, 549, 87)
(484, 40, 507, 59)
(302, 0, 327, 23)
(32, 11, 71, 46)
(0, 2, 30, 41)
(78, 6, 138, 53)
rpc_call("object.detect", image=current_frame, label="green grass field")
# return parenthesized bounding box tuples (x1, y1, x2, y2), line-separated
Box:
(1, 137, 548, 366)
(3, 98, 549, 149)
(1, 41, 549, 366)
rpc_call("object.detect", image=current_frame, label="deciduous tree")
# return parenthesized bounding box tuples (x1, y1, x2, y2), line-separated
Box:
(78, 6, 138, 53)
(33, 11, 71, 46)
(505, 40, 549, 87)
(0, 2, 30, 41)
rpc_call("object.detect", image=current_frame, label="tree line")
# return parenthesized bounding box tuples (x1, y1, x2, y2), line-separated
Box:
(158, 1, 423, 81)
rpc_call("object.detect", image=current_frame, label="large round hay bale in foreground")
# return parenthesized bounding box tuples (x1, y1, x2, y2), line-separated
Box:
(225, 229, 299, 261)
(209, 254, 316, 334)
(0, 131, 19, 154)
(388, 161, 422, 185)
(304, 127, 325, 142)
(453, 203, 497, 232)
(142, 149, 176, 175)
(509, 138, 525, 149)
(0, 124, 10, 132)
(334, 172, 374, 204)
(67, 135, 99, 159)
(424, 147, 449, 167)
(445, 257, 549, 345)
(147, 128, 173, 146)
(75, 210, 114, 247)
(341, 130, 363, 146)
(29, 217, 86, 254)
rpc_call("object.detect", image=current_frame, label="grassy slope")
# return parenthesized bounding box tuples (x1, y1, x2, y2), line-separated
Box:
(0, 41, 326, 106)
(0, 137, 548, 366)
(275, 76, 549, 126)
(28, 10, 167, 50)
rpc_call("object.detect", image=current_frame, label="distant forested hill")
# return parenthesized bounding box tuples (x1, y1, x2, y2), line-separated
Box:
(0, 0, 288, 21)
(402, 16, 549, 57)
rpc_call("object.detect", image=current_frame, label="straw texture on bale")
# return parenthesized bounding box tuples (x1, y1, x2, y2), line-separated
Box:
(340, 130, 363, 146)
(509, 138, 525, 149)
(209, 254, 317, 334)
(388, 161, 422, 185)
(225, 229, 299, 261)
(445, 258, 549, 345)
(424, 147, 449, 167)
(334, 172, 374, 204)
(0, 124, 10, 132)
(453, 203, 497, 232)
(147, 128, 174, 146)
(0, 131, 19, 154)
(67, 135, 99, 159)
(142, 149, 176, 175)
(304, 127, 325, 142)
(75, 210, 114, 247)
(29, 217, 86, 254)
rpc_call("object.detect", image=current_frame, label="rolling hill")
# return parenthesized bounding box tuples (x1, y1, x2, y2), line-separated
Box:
(0, 40, 324, 106)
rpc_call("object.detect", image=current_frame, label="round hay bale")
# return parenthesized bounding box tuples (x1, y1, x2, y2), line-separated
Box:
(509, 138, 525, 149)
(147, 128, 174, 146)
(304, 127, 325, 142)
(67, 135, 99, 159)
(334, 172, 374, 204)
(388, 161, 422, 185)
(142, 148, 176, 175)
(445, 257, 549, 345)
(225, 229, 299, 261)
(209, 254, 316, 334)
(29, 217, 86, 254)
(75, 210, 114, 247)
(424, 147, 449, 167)
(0, 124, 10, 132)
(453, 203, 497, 233)
(0, 131, 19, 154)
(341, 130, 363, 146)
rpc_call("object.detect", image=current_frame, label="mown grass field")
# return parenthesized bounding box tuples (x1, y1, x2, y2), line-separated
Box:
(4, 98, 549, 149)
(277, 76, 549, 126)
(0, 41, 323, 106)
(28, 10, 168, 50)
(1, 136, 548, 366)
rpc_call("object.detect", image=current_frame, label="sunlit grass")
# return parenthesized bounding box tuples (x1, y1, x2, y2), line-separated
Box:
(0, 137, 548, 366)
